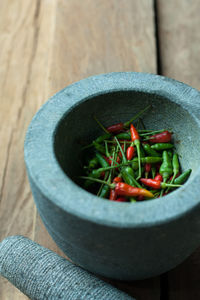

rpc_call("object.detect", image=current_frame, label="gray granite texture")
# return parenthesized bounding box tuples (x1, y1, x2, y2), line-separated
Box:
(0, 236, 134, 300)
(24, 72, 200, 280)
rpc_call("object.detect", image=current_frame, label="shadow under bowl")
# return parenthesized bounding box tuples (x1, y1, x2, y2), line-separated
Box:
(25, 72, 200, 280)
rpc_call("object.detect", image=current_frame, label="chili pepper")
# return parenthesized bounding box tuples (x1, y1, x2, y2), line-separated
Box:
(107, 122, 124, 133)
(174, 169, 192, 185)
(96, 152, 110, 168)
(116, 197, 127, 202)
(99, 184, 110, 198)
(100, 171, 105, 178)
(140, 178, 182, 189)
(126, 146, 135, 160)
(84, 169, 102, 188)
(139, 129, 166, 136)
(92, 141, 106, 154)
(137, 195, 144, 201)
(147, 131, 172, 143)
(151, 143, 174, 151)
(151, 166, 156, 179)
(154, 174, 163, 181)
(121, 166, 142, 188)
(80, 177, 155, 198)
(143, 143, 161, 157)
(166, 153, 180, 192)
(145, 163, 151, 178)
(109, 188, 117, 200)
(116, 132, 131, 140)
(130, 124, 141, 179)
(113, 176, 122, 183)
(168, 150, 173, 158)
(132, 156, 163, 164)
(95, 133, 112, 143)
(88, 157, 99, 169)
(130, 198, 137, 202)
(159, 151, 173, 182)
(115, 182, 154, 198)
(169, 173, 180, 181)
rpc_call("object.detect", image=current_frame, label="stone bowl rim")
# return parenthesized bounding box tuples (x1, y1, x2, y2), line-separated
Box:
(24, 72, 200, 228)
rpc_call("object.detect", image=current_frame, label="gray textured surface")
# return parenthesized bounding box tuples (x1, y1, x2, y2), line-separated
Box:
(24, 72, 200, 280)
(0, 236, 134, 300)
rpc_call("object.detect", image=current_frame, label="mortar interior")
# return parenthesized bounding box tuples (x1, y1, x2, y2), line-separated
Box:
(54, 91, 200, 192)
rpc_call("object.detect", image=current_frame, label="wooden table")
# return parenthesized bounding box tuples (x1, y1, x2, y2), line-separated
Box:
(1, 1, 200, 299)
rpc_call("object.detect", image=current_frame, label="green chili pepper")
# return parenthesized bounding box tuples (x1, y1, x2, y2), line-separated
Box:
(93, 141, 106, 154)
(151, 143, 174, 151)
(130, 198, 137, 202)
(133, 157, 163, 164)
(99, 184, 110, 198)
(116, 132, 131, 140)
(165, 153, 180, 193)
(88, 157, 99, 169)
(167, 150, 173, 158)
(174, 169, 192, 185)
(96, 152, 109, 168)
(121, 166, 142, 188)
(159, 151, 173, 182)
(96, 133, 112, 143)
(143, 143, 161, 157)
(84, 168, 102, 188)
(151, 166, 156, 179)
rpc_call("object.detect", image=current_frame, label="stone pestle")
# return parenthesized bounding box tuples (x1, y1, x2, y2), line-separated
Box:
(0, 236, 135, 300)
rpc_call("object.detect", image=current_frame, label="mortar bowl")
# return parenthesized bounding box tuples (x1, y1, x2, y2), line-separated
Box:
(24, 72, 200, 280)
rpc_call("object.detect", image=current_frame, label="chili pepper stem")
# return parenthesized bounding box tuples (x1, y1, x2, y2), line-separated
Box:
(79, 176, 114, 187)
(124, 105, 151, 127)
(93, 115, 109, 134)
(114, 137, 127, 163)
(135, 142, 141, 180)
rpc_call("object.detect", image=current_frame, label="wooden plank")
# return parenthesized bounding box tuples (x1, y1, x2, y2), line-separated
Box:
(33, 1, 160, 300)
(157, 0, 200, 299)
(157, 0, 200, 90)
(0, 0, 56, 299)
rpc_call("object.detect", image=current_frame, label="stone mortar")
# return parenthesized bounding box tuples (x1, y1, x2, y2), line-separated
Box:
(24, 72, 200, 280)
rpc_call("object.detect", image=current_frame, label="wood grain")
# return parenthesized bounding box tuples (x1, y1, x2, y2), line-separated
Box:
(0, 0, 56, 299)
(157, 0, 200, 90)
(0, 0, 160, 299)
(157, 1, 200, 299)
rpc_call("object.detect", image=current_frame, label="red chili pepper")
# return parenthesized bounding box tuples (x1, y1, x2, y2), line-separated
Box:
(115, 182, 154, 198)
(140, 178, 161, 189)
(130, 124, 140, 141)
(116, 197, 127, 202)
(149, 131, 172, 143)
(113, 176, 122, 183)
(126, 146, 135, 160)
(145, 163, 151, 173)
(107, 122, 124, 133)
(100, 171, 105, 178)
(109, 188, 117, 200)
(103, 155, 120, 166)
(130, 124, 141, 178)
(137, 195, 144, 201)
(154, 174, 163, 181)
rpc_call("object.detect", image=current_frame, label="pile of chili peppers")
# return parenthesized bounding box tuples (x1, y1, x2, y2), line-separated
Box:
(80, 105, 192, 202)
